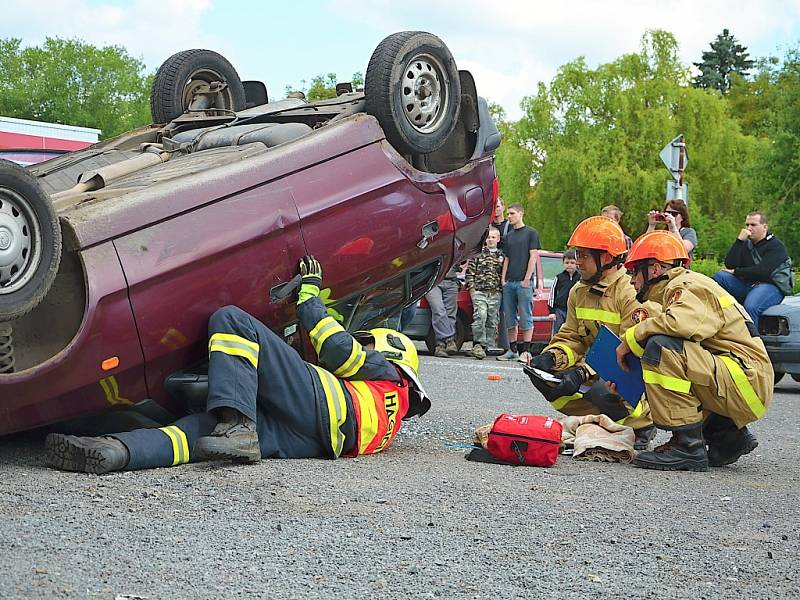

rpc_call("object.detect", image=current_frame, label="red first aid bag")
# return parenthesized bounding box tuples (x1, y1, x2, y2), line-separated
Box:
(486, 414, 562, 467)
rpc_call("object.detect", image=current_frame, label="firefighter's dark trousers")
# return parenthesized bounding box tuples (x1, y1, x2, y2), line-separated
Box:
(114, 306, 329, 470)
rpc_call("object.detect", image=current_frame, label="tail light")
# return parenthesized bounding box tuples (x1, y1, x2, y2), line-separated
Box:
(492, 177, 499, 203)
(760, 315, 789, 336)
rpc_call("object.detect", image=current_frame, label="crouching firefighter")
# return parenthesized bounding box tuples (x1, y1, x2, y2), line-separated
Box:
(45, 256, 432, 473)
(523, 216, 658, 450)
(618, 231, 772, 472)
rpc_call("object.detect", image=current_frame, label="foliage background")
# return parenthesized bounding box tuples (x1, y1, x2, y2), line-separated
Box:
(0, 33, 796, 272)
(493, 30, 799, 269)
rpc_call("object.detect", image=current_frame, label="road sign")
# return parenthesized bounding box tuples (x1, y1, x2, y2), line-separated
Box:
(659, 134, 688, 182)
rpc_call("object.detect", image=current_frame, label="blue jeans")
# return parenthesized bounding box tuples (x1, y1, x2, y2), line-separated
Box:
(502, 280, 534, 330)
(712, 271, 784, 331)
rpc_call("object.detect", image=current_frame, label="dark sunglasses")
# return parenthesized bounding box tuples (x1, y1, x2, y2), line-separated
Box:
(664, 210, 680, 216)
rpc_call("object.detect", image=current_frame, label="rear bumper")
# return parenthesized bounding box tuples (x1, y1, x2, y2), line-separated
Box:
(764, 341, 800, 375)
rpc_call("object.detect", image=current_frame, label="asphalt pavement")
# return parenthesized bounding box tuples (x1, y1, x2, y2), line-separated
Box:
(1, 350, 799, 599)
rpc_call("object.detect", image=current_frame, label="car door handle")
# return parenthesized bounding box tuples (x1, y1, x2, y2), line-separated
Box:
(270, 274, 302, 303)
(417, 220, 440, 249)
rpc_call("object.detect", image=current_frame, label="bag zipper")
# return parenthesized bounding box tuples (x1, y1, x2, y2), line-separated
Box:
(489, 431, 560, 445)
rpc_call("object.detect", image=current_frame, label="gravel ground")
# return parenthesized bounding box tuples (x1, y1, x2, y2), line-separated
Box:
(1, 352, 799, 600)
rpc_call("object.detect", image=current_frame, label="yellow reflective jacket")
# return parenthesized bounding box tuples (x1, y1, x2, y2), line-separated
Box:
(544, 266, 658, 371)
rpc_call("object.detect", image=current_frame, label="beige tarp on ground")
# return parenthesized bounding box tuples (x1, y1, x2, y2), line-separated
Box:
(560, 414, 635, 463)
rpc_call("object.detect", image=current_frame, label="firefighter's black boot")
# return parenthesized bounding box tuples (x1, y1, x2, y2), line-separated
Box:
(704, 414, 758, 466)
(633, 425, 657, 451)
(45, 433, 130, 474)
(633, 423, 708, 472)
(194, 409, 260, 463)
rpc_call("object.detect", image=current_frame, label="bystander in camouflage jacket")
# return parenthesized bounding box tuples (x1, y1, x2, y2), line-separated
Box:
(466, 246, 504, 293)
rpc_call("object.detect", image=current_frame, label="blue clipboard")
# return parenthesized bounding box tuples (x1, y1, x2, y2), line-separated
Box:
(585, 326, 644, 407)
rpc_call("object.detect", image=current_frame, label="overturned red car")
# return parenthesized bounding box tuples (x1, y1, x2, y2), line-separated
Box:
(0, 31, 499, 434)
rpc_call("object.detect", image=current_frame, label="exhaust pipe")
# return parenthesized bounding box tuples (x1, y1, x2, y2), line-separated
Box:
(52, 146, 171, 200)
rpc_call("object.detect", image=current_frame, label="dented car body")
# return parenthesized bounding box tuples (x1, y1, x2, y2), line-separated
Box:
(0, 32, 499, 434)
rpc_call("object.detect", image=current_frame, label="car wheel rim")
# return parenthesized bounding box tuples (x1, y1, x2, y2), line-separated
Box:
(182, 68, 236, 112)
(401, 52, 450, 134)
(0, 186, 42, 295)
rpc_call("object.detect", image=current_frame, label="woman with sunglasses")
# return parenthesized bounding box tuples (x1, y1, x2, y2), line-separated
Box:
(646, 199, 697, 258)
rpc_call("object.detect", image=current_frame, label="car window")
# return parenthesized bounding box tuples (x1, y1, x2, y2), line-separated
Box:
(539, 256, 564, 288)
(348, 278, 406, 331)
(408, 260, 441, 301)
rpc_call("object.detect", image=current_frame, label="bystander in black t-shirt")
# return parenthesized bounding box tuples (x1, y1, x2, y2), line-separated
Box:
(504, 225, 541, 281)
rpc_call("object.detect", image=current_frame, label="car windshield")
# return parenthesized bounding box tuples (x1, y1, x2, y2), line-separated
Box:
(540, 255, 564, 288)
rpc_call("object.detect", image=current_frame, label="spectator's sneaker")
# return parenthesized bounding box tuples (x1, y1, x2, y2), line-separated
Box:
(445, 339, 459, 354)
(471, 344, 486, 360)
(434, 343, 449, 358)
(496, 350, 519, 361)
(45, 433, 130, 474)
(195, 416, 260, 463)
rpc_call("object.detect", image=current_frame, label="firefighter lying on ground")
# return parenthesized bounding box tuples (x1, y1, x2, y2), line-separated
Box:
(523, 216, 658, 450)
(46, 256, 432, 473)
(617, 231, 772, 472)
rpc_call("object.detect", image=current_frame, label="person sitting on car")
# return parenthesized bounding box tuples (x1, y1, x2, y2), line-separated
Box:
(712, 211, 792, 331)
(523, 216, 657, 451)
(45, 256, 432, 474)
(465, 226, 504, 359)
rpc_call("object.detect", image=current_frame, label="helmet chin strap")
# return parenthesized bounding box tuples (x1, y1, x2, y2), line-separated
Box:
(584, 250, 625, 285)
(634, 261, 670, 302)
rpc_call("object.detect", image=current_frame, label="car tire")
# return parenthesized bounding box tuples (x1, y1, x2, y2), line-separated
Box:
(0, 160, 61, 322)
(150, 49, 246, 124)
(365, 31, 461, 155)
(774, 371, 785, 385)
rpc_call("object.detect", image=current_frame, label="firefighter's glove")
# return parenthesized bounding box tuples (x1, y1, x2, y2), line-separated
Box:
(298, 255, 323, 304)
(524, 365, 586, 404)
(528, 351, 556, 372)
(585, 380, 628, 422)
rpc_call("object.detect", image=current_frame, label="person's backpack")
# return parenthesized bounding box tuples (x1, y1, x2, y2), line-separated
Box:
(746, 239, 795, 296)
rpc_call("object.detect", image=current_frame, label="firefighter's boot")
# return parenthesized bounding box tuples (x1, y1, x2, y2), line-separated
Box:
(633, 425, 657, 451)
(195, 409, 260, 463)
(45, 433, 130, 474)
(704, 414, 759, 467)
(633, 424, 708, 472)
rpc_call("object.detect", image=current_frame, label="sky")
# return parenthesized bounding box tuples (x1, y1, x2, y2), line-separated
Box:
(3, 0, 799, 119)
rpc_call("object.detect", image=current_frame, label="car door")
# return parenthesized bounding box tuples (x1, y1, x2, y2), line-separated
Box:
(287, 143, 454, 317)
(114, 184, 304, 411)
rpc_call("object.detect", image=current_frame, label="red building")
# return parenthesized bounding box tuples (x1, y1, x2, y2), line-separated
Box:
(0, 115, 100, 165)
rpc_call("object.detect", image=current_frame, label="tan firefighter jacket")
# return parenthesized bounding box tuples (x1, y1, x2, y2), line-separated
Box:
(624, 268, 773, 420)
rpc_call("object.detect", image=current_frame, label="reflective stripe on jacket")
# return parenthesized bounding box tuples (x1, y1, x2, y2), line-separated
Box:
(297, 296, 404, 458)
(342, 379, 409, 456)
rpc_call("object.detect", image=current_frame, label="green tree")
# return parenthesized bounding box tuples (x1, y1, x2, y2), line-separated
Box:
(693, 28, 754, 93)
(516, 30, 761, 256)
(0, 37, 152, 139)
(489, 102, 535, 205)
(286, 72, 364, 101)
(748, 46, 800, 261)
